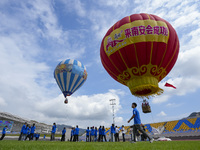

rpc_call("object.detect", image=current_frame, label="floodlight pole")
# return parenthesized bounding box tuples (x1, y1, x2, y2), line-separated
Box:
(110, 99, 116, 125)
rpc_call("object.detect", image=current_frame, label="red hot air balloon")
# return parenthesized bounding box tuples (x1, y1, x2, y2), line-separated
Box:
(100, 13, 179, 98)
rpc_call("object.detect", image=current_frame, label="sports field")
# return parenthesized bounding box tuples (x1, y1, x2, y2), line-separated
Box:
(0, 140, 200, 150)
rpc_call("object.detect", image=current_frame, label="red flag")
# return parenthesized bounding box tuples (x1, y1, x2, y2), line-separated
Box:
(164, 82, 176, 89)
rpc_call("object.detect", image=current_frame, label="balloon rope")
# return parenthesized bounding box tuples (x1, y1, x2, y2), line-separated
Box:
(151, 111, 155, 124)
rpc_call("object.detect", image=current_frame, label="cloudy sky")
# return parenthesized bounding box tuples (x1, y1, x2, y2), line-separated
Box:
(0, 0, 200, 129)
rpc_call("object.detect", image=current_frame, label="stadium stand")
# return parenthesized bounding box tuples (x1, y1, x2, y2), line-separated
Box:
(1, 111, 200, 141)
(0, 112, 52, 133)
(143, 116, 200, 140)
(104, 112, 200, 141)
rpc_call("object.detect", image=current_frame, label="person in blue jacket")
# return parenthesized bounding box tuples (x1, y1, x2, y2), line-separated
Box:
(98, 126, 102, 142)
(50, 122, 57, 141)
(0, 125, 8, 140)
(94, 127, 98, 142)
(25, 125, 31, 140)
(35, 133, 40, 141)
(90, 126, 95, 142)
(86, 127, 90, 142)
(22, 124, 29, 141)
(18, 122, 27, 141)
(102, 126, 107, 142)
(70, 127, 74, 141)
(110, 124, 115, 142)
(61, 127, 66, 141)
(74, 125, 79, 142)
(30, 123, 36, 140)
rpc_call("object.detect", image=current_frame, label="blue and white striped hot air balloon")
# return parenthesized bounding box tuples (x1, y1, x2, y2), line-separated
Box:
(54, 59, 87, 104)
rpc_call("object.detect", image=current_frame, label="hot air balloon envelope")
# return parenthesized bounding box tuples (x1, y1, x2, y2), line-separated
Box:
(54, 59, 87, 98)
(100, 13, 179, 98)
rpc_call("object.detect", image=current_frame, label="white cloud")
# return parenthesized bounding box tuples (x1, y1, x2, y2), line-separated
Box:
(152, 95, 170, 104)
(0, 97, 7, 106)
(97, 0, 130, 8)
(31, 89, 123, 128)
(59, 0, 86, 17)
(166, 103, 183, 108)
(157, 111, 167, 117)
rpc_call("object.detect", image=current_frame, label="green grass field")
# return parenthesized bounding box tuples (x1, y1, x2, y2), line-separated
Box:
(0, 140, 200, 150)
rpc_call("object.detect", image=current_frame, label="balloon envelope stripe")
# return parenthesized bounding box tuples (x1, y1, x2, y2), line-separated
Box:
(69, 74, 79, 92)
(68, 73, 75, 92)
(55, 73, 64, 92)
(63, 72, 67, 91)
(71, 78, 85, 94)
(70, 59, 74, 64)
(60, 72, 66, 91)
(64, 59, 70, 64)
(71, 75, 83, 92)
(77, 61, 82, 67)
(73, 59, 78, 66)
(66, 72, 71, 92)
(55, 76, 63, 93)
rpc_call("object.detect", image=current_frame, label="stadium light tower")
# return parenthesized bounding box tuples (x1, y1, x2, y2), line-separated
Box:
(110, 99, 116, 125)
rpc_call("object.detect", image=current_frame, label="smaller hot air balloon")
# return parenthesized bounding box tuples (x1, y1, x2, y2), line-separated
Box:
(54, 59, 87, 104)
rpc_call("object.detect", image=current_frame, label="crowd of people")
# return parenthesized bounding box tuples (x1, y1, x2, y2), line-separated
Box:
(17, 122, 37, 141)
(84, 126, 106, 142)
(0, 102, 154, 143)
(69, 125, 80, 142)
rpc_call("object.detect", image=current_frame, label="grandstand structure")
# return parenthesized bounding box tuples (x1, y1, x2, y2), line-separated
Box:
(103, 112, 200, 141)
(144, 115, 200, 140)
(0, 112, 52, 133)
(1, 111, 200, 141)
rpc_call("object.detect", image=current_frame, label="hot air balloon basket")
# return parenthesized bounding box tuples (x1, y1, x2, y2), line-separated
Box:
(142, 105, 151, 113)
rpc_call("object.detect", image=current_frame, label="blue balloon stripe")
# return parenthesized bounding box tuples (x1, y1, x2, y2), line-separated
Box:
(55, 77, 62, 93)
(69, 74, 79, 92)
(58, 61, 62, 66)
(71, 75, 82, 92)
(64, 59, 70, 64)
(73, 59, 78, 66)
(63, 72, 67, 91)
(68, 73, 75, 92)
(72, 79, 85, 94)
(56, 74, 64, 92)
(66, 72, 71, 92)
(60, 73, 66, 91)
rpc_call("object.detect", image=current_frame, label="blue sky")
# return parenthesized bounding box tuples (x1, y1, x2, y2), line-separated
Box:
(0, 0, 200, 128)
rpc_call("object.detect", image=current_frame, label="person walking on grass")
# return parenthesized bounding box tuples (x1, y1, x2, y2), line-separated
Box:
(127, 102, 154, 143)
(0, 125, 8, 140)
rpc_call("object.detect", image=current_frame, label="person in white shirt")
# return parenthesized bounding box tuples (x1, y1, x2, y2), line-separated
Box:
(115, 126, 119, 142)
